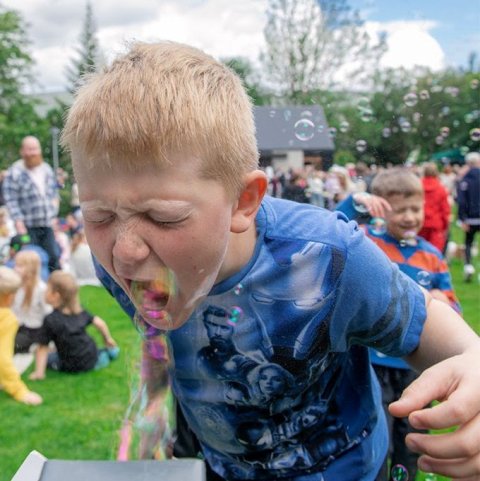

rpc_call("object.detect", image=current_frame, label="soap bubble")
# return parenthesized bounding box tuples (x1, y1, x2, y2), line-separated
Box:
(471, 79, 479, 89)
(435, 135, 444, 145)
(233, 283, 244, 295)
(294, 118, 315, 141)
(440, 126, 450, 137)
(470, 127, 480, 142)
(400, 121, 411, 133)
(228, 306, 244, 326)
(283, 109, 292, 121)
(403, 92, 418, 107)
(419, 89, 430, 100)
(328, 127, 337, 138)
(355, 139, 367, 153)
(339, 120, 350, 133)
(399, 230, 417, 247)
(360, 108, 373, 122)
(417, 271, 432, 287)
(370, 217, 386, 236)
(382, 127, 391, 138)
(391, 464, 409, 481)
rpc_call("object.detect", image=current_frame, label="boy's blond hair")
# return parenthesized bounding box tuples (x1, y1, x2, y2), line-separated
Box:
(371, 167, 423, 199)
(0, 266, 21, 296)
(48, 270, 82, 314)
(61, 41, 259, 197)
(422, 162, 439, 177)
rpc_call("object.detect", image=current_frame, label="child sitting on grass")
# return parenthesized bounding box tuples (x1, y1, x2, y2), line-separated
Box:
(0, 266, 42, 405)
(29, 271, 119, 379)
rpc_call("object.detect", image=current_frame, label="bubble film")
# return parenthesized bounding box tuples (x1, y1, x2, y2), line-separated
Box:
(391, 464, 409, 481)
(294, 118, 315, 141)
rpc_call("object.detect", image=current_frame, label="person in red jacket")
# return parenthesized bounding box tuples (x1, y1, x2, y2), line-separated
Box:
(418, 162, 450, 252)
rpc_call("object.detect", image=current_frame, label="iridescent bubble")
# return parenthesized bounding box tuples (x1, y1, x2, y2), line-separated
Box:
(360, 108, 373, 122)
(465, 113, 474, 123)
(430, 85, 443, 93)
(284, 109, 292, 121)
(435, 135, 444, 145)
(471, 79, 479, 89)
(339, 120, 350, 133)
(470, 127, 480, 142)
(400, 121, 411, 133)
(391, 464, 409, 481)
(382, 127, 391, 138)
(131, 268, 177, 330)
(417, 271, 432, 287)
(294, 118, 315, 141)
(357, 97, 370, 110)
(316, 124, 324, 133)
(233, 283, 244, 295)
(355, 139, 367, 153)
(228, 306, 244, 326)
(403, 92, 418, 107)
(440, 126, 450, 137)
(300, 110, 313, 117)
(412, 112, 422, 123)
(328, 127, 337, 138)
(370, 217, 386, 236)
(441, 106, 450, 116)
(400, 230, 417, 247)
(419, 89, 430, 100)
(445, 86, 459, 97)
(453, 119, 460, 127)
(460, 146, 470, 155)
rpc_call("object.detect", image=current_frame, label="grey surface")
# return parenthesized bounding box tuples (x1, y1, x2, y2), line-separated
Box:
(39, 459, 206, 481)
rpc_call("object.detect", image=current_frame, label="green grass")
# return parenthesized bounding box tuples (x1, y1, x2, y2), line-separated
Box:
(1, 235, 478, 481)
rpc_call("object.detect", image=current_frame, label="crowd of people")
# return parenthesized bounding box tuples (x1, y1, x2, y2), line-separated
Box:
(0, 135, 118, 407)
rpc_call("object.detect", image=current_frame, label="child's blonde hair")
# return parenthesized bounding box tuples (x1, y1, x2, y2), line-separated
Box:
(48, 270, 82, 314)
(61, 41, 259, 197)
(371, 167, 423, 199)
(0, 266, 21, 296)
(14, 250, 41, 309)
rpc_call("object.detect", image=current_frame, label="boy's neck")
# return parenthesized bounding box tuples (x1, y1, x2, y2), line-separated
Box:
(216, 222, 258, 284)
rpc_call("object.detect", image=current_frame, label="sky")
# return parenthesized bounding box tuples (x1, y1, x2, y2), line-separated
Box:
(2, 0, 479, 93)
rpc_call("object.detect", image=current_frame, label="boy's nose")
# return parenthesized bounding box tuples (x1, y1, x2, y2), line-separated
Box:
(112, 230, 150, 265)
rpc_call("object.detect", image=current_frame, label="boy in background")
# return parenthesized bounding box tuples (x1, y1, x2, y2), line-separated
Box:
(0, 266, 42, 405)
(61, 41, 480, 480)
(338, 168, 461, 480)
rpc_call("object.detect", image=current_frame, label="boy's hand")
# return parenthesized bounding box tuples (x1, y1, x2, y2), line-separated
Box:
(352, 192, 391, 218)
(105, 336, 117, 348)
(29, 372, 45, 381)
(21, 390, 43, 405)
(389, 347, 480, 479)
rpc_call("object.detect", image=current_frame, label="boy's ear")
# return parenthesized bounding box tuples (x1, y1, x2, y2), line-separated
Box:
(231, 170, 268, 233)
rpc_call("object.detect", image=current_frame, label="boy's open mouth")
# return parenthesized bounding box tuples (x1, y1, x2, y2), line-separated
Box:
(130, 279, 173, 319)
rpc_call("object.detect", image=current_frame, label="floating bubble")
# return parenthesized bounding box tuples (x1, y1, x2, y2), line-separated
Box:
(419, 89, 430, 100)
(300, 110, 313, 117)
(370, 217, 386, 236)
(357, 97, 370, 110)
(403, 92, 418, 107)
(233, 283, 244, 295)
(382, 127, 391, 138)
(339, 120, 350, 133)
(430, 85, 443, 93)
(417, 271, 432, 287)
(316, 124, 324, 133)
(400, 121, 411, 133)
(294, 118, 315, 141)
(355, 139, 367, 153)
(460, 146, 470, 155)
(283, 109, 292, 121)
(360, 108, 373, 122)
(328, 127, 337, 138)
(440, 126, 450, 137)
(441, 106, 450, 116)
(130, 269, 177, 330)
(470, 127, 480, 142)
(471, 79, 479, 89)
(453, 119, 460, 127)
(391, 464, 409, 481)
(465, 113, 475, 123)
(228, 306, 244, 326)
(445, 86, 459, 97)
(412, 112, 422, 123)
(435, 135, 444, 145)
(399, 230, 417, 247)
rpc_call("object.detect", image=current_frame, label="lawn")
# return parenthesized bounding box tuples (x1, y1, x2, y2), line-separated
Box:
(1, 241, 478, 481)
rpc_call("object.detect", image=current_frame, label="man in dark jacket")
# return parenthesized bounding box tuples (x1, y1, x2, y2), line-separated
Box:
(457, 152, 480, 281)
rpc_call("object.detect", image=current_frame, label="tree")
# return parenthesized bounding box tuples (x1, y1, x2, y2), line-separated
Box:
(0, 5, 48, 167)
(261, 0, 385, 103)
(65, 1, 102, 93)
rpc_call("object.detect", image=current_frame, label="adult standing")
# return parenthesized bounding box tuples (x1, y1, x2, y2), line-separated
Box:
(3, 136, 60, 272)
(457, 152, 480, 282)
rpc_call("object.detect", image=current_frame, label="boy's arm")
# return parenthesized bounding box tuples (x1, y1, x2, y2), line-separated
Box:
(390, 290, 480, 477)
(29, 345, 49, 380)
(335, 193, 391, 220)
(92, 316, 117, 348)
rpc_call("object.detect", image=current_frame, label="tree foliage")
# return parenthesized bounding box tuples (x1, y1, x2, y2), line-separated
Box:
(261, 0, 386, 103)
(65, 1, 101, 94)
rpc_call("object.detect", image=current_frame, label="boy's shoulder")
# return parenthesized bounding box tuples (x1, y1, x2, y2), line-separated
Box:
(0, 307, 17, 325)
(259, 196, 357, 251)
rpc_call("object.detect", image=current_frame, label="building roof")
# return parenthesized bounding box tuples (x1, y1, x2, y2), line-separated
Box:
(254, 105, 335, 152)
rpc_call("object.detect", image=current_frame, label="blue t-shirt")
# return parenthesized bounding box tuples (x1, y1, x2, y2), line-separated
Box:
(96, 196, 427, 481)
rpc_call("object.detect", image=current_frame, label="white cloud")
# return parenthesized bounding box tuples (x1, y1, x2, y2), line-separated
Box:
(366, 20, 445, 71)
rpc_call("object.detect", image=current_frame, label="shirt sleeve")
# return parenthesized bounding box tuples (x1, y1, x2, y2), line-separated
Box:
(0, 311, 29, 401)
(328, 220, 427, 357)
(2, 171, 24, 222)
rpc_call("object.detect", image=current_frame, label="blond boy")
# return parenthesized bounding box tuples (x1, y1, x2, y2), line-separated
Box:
(0, 266, 42, 405)
(62, 42, 480, 480)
